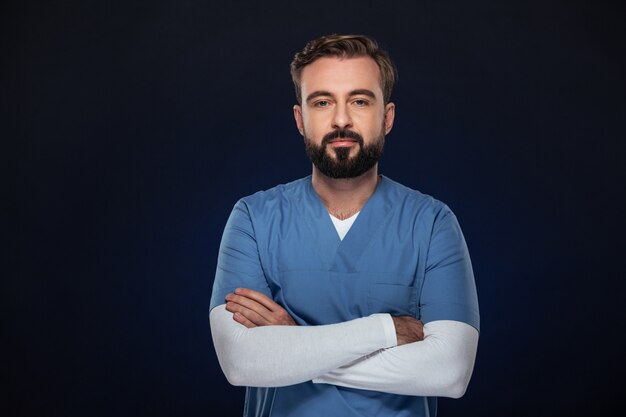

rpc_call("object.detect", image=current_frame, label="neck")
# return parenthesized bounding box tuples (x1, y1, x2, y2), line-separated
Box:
(311, 165, 380, 220)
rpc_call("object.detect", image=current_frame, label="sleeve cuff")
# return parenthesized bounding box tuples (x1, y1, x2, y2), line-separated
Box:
(373, 313, 397, 348)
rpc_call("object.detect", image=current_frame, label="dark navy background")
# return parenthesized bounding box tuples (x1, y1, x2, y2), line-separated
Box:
(5, 1, 625, 416)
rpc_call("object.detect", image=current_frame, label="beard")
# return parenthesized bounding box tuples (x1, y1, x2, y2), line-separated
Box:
(304, 127, 385, 179)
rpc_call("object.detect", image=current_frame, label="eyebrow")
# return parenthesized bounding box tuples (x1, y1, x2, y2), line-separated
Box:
(305, 89, 377, 103)
(305, 91, 333, 103)
(349, 89, 376, 99)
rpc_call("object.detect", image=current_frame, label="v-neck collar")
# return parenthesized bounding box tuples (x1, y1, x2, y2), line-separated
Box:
(302, 175, 393, 272)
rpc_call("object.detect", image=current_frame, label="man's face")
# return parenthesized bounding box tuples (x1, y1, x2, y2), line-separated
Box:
(294, 56, 395, 178)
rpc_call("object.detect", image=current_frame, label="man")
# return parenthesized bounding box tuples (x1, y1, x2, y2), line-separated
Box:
(209, 34, 479, 417)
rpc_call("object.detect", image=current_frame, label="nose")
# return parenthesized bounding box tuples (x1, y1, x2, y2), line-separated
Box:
(331, 103, 353, 130)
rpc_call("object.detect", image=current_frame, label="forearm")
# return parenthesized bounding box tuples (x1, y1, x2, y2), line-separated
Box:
(313, 320, 479, 398)
(209, 304, 397, 387)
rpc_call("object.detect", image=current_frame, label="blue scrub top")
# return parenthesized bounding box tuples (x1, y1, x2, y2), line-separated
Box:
(210, 175, 479, 417)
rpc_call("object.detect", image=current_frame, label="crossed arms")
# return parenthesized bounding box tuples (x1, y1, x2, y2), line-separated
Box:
(210, 288, 478, 398)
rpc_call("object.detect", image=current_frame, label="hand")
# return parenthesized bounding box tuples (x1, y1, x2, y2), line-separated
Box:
(391, 316, 424, 346)
(225, 288, 296, 328)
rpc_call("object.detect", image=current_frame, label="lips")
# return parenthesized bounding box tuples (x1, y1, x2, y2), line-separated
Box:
(322, 129, 364, 146)
(329, 138, 357, 147)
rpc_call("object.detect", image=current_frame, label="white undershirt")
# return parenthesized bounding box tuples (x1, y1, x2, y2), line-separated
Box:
(330, 211, 360, 240)
(210, 305, 478, 397)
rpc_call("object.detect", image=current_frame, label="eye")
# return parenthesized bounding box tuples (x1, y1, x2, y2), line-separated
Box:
(314, 100, 330, 108)
(353, 99, 369, 106)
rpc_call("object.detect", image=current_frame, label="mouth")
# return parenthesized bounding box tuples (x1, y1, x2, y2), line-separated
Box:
(329, 138, 358, 147)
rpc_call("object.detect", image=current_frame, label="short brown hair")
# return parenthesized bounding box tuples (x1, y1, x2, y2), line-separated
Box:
(290, 34, 396, 104)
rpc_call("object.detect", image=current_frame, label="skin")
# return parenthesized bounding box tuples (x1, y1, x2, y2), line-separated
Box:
(225, 56, 424, 345)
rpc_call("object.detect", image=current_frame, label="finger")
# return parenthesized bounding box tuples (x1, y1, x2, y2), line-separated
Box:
(226, 294, 273, 321)
(229, 301, 273, 326)
(234, 288, 282, 312)
(233, 311, 257, 328)
(226, 300, 272, 326)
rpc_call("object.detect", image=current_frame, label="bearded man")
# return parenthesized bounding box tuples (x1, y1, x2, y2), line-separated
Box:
(209, 34, 480, 417)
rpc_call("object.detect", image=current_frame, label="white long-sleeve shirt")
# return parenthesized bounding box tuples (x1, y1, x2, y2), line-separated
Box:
(210, 304, 478, 398)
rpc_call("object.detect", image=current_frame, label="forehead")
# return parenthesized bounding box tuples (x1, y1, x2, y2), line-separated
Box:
(300, 56, 383, 97)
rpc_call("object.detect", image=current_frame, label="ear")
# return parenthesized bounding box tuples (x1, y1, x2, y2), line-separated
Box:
(384, 102, 395, 134)
(293, 104, 304, 136)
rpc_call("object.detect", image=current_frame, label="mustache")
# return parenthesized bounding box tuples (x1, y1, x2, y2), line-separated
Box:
(321, 129, 364, 146)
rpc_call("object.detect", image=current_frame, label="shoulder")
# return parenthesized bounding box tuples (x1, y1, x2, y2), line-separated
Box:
(235, 176, 311, 217)
(381, 176, 452, 221)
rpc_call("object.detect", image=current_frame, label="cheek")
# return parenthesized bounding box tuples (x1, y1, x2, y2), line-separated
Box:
(360, 119, 385, 139)
(354, 109, 385, 128)
(302, 114, 328, 136)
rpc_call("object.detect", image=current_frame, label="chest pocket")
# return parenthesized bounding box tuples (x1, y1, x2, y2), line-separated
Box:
(368, 283, 417, 317)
